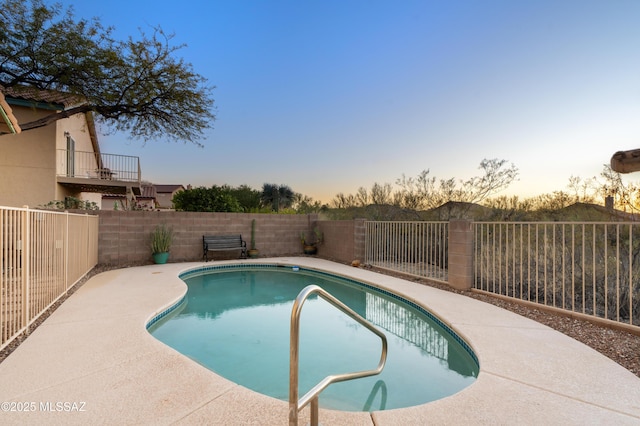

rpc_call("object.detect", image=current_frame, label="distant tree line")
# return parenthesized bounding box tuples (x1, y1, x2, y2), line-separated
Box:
(326, 159, 640, 221)
(171, 183, 326, 213)
(331, 159, 518, 210)
(169, 158, 639, 220)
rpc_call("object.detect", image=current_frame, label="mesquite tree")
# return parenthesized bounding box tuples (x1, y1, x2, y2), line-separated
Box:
(0, 0, 215, 144)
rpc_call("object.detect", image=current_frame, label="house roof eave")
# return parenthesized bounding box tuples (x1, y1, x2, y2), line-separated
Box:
(0, 91, 21, 134)
(85, 111, 101, 156)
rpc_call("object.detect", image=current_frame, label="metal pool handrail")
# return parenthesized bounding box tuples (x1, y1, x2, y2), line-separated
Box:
(289, 285, 388, 426)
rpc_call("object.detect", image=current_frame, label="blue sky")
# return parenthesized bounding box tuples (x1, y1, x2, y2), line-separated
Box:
(51, 1, 640, 203)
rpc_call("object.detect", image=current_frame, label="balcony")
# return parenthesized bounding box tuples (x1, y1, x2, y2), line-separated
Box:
(56, 150, 142, 195)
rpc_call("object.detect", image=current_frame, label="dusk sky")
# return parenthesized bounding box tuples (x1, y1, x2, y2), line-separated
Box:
(51, 0, 640, 203)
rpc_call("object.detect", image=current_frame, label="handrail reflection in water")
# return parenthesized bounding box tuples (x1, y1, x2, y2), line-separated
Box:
(289, 285, 388, 426)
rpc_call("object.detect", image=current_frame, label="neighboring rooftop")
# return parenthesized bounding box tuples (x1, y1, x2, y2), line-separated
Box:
(155, 184, 185, 193)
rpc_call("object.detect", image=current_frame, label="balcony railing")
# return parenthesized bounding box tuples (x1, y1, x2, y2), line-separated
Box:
(56, 149, 141, 184)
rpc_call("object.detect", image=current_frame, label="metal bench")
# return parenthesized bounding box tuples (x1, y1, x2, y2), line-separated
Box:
(202, 234, 247, 261)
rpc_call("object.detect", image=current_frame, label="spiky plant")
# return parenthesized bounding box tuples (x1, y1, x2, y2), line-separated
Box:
(150, 224, 173, 254)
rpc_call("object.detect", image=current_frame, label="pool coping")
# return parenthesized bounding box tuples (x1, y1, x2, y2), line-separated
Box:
(0, 257, 639, 425)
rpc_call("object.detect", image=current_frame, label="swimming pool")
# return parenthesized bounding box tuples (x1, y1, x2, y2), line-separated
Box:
(148, 264, 478, 412)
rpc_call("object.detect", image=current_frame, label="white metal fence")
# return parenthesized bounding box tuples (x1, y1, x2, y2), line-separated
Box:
(364, 221, 449, 281)
(475, 222, 640, 327)
(1, 206, 99, 350)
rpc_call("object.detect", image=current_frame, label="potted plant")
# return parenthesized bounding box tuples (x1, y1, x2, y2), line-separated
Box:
(248, 219, 259, 258)
(150, 224, 173, 264)
(300, 226, 323, 255)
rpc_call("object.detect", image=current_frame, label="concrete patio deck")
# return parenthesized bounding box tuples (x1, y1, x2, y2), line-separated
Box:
(0, 258, 639, 425)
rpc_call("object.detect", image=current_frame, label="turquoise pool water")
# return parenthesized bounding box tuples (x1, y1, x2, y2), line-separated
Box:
(148, 265, 478, 412)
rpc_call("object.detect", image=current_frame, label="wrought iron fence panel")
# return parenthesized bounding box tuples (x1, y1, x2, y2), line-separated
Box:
(475, 222, 640, 327)
(365, 221, 448, 281)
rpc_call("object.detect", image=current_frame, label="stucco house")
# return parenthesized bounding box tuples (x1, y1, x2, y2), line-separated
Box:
(155, 184, 185, 210)
(0, 87, 141, 208)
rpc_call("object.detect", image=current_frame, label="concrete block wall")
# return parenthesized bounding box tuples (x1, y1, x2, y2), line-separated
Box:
(316, 219, 366, 264)
(353, 218, 366, 261)
(448, 219, 474, 290)
(97, 211, 319, 265)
